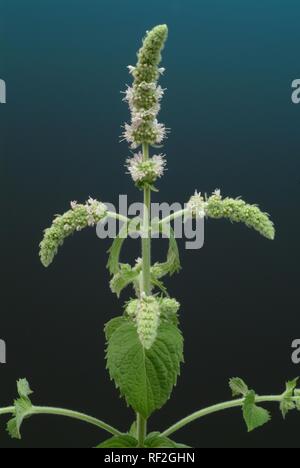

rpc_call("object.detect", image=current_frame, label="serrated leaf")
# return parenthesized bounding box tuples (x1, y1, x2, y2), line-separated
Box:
(242, 390, 271, 432)
(280, 399, 295, 418)
(280, 378, 299, 418)
(285, 378, 299, 395)
(151, 221, 181, 280)
(6, 379, 34, 440)
(104, 317, 127, 342)
(229, 377, 249, 397)
(96, 434, 138, 448)
(7, 397, 33, 440)
(17, 379, 33, 399)
(144, 432, 190, 448)
(106, 321, 184, 419)
(110, 263, 141, 297)
(294, 389, 300, 410)
(150, 276, 169, 296)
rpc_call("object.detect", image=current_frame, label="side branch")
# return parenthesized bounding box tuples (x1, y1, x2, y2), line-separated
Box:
(0, 405, 122, 437)
(161, 394, 300, 438)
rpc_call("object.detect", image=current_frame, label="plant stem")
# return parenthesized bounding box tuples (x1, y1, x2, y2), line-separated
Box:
(0, 406, 122, 437)
(141, 143, 152, 296)
(160, 208, 189, 226)
(106, 211, 131, 224)
(0, 406, 14, 416)
(136, 142, 151, 447)
(137, 413, 147, 448)
(161, 395, 300, 438)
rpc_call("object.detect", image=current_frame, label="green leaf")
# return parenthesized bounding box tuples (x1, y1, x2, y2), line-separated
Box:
(294, 389, 300, 411)
(280, 378, 299, 418)
(151, 221, 181, 280)
(107, 218, 140, 275)
(106, 321, 184, 419)
(128, 421, 137, 438)
(229, 377, 249, 397)
(7, 398, 33, 440)
(145, 432, 190, 448)
(243, 390, 271, 432)
(96, 434, 138, 448)
(110, 263, 141, 297)
(17, 379, 33, 399)
(150, 276, 169, 296)
(104, 317, 128, 341)
(6, 379, 34, 440)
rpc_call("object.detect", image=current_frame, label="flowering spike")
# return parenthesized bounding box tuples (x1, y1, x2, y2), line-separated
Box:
(39, 200, 107, 267)
(134, 294, 161, 350)
(205, 191, 275, 240)
(122, 25, 169, 150)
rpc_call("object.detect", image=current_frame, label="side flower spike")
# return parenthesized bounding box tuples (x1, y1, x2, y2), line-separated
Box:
(39, 199, 107, 267)
(186, 190, 275, 240)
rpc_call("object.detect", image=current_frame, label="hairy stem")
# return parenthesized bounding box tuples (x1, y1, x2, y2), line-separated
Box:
(136, 142, 152, 447)
(0, 406, 15, 416)
(0, 406, 122, 437)
(160, 208, 189, 226)
(106, 211, 131, 224)
(137, 413, 147, 448)
(161, 395, 300, 438)
(141, 143, 152, 296)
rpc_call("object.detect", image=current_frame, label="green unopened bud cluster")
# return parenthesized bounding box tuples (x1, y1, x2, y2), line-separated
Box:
(136, 294, 160, 350)
(125, 296, 180, 349)
(39, 198, 107, 267)
(123, 25, 168, 149)
(205, 190, 275, 240)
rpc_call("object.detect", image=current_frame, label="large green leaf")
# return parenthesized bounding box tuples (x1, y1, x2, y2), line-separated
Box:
(96, 434, 138, 448)
(106, 321, 184, 419)
(104, 317, 128, 341)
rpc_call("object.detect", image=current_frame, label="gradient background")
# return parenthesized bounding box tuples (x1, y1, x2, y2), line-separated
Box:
(1, 0, 300, 448)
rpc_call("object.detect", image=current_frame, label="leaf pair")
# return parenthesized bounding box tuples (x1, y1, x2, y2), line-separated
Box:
(107, 219, 181, 297)
(105, 317, 184, 419)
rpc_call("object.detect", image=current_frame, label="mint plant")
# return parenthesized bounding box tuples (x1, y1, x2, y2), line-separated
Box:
(1, 24, 299, 449)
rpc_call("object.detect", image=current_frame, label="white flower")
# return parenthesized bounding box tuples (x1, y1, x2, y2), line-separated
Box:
(122, 123, 138, 148)
(123, 86, 135, 110)
(213, 188, 221, 197)
(125, 152, 144, 182)
(127, 65, 136, 74)
(152, 120, 168, 144)
(151, 154, 166, 178)
(70, 201, 77, 210)
(155, 86, 165, 101)
(187, 191, 208, 219)
(131, 113, 144, 130)
(158, 67, 166, 75)
(87, 216, 95, 227)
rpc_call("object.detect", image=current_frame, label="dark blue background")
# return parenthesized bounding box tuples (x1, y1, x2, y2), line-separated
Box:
(1, 0, 300, 448)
